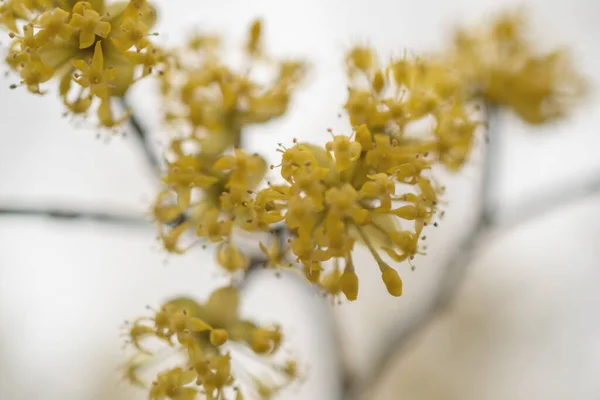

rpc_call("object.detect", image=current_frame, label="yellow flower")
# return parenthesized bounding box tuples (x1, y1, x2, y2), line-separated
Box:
(213, 149, 266, 194)
(326, 134, 362, 172)
(149, 368, 197, 400)
(259, 238, 288, 268)
(69, 2, 111, 49)
(112, 16, 150, 51)
(124, 287, 297, 399)
(217, 243, 249, 272)
(161, 138, 220, 210)
(18, 53, 54, 94)
(242, 187, 287, 232)
(0, 0, 32, 32)
(72, 41, 115, 99)
(36, 8, 74, 42)
(192, 207, 231, 243)
(346, 46, 377, 76)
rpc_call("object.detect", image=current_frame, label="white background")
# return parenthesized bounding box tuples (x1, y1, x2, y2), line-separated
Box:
(1, 0, 600, 399)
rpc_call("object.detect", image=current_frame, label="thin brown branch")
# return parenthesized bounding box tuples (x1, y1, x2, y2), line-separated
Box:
(119, 97, 162, 175)
(349, 104, 499, 399)
(0, 202, 149, 227)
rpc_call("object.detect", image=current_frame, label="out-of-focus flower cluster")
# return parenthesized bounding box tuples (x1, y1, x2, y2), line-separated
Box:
(446, 9, 587, 124)
(152, 20, 307, 268)
(160, 19, 307, 156)
(124, 286, 299, 399)
(345, 47, 479, 171)
(0, 0, 164, 127)
(153, 136, 269, 261)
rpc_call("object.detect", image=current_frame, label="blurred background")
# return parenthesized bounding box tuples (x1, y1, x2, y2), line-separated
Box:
(1, 0, 600, 399)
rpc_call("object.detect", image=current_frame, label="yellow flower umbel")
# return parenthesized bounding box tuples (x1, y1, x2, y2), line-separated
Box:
(345, 46, 480, 171)
(124, 286, 298, 400)
(151, 19, 305, 272)
(2, 0, 164, 127)
(153, 135, 268, 266)
(247, 125, 439, 300)
(161, 19, 307, 156)
(446, 9, 587, 124)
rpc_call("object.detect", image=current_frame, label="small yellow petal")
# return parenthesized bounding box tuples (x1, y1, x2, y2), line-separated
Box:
(91, 42, 104, 72)
(188, 317, 212, 332)
(212, 155, 236, 171)
(391, 205, 418, 220)
(79, 29, 95, 49)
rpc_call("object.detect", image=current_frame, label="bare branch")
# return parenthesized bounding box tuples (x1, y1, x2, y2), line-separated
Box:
(351, 104, 499, 400)
(494, 169, 600, 229)
(0, 202, 150, 227)
(119, 97, 162, 175)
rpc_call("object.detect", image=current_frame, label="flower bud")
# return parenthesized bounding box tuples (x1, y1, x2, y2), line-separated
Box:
(210, 329, 228, 346)
(251, 329, 272, 354)
(339, 270, 359, 301)
(382, 267, 403, 296)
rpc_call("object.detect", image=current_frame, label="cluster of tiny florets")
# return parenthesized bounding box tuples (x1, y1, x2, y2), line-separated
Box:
(160, 19, 307, 156)
(153, 136, 269, 258)
(446, 9, 587, 124)
(1, 0, 164, 127)
(123, 286, 299, 400)
(345, 47, 481, 171)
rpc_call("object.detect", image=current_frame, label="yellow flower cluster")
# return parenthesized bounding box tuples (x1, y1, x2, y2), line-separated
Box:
(153, 20, 306, 274)
(124, 286, 298, 399)
(250, 126, 440, 300)
(446, 9, 587, 124)
(160, 19, 307, 157)
(345, 47, 480, 171)
(153, 136, 268, 260)
(1, 0, 164, 127)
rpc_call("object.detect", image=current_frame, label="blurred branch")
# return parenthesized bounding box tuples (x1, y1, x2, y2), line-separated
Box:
(242, 225, 288, 280)
(0, 203, 149, 227)
(353, 106, 600, 399)
(240, 249, 356, 400)
(351, 105, 500, 400)
(119, 97, 162, 175)
(494, 169, 600, 229)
